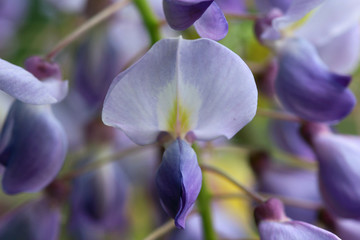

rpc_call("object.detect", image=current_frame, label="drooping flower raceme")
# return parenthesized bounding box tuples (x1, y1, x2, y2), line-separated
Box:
(102, 37, 258, 227)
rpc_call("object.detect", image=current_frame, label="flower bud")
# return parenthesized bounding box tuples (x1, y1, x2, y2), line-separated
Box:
(24, 56, 62, 81)
(156, 139, 202, 229)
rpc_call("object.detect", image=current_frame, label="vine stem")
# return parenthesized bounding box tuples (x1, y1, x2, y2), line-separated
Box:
(143, 219, 175, 240)
(45, 0, 131, 60)
(201, 164, 265, 204)
(59, 144, 154, 181)
(256, 108, 302, 122)
(133, 0, 162, 45)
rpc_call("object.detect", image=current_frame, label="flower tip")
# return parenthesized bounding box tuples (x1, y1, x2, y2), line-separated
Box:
(254, 198, 287, 225)
(174, 217, 186, 229)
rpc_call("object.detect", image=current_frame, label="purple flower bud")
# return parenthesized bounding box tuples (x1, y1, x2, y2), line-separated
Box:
(0, 101, 67, 194)
(0, 198, 61, 240)
(70, 162, 128, 235)
(156, 139, 202, 229)
(0, 57, 68, 104)
(24, 56, 62, 81)
(255, 198, 341, 240)
(275, 38, 356, 122)
(163, 0, 229, 40)
(311, 130, 360, 218)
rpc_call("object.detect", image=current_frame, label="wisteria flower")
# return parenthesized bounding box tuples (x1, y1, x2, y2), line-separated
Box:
(102, 37, 257, 227)
(102, 37, 257, 145)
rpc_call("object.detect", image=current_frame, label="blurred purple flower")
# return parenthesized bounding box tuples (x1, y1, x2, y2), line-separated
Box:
(0, 56, 68, 105)
(74, 34, 121, 113)
(294, 0, 360, 74)
(254, 0, 324, 41)
(102, 37, 257, 145)
(0, 0, 28, 51)
(270, 119, 315, 161)
(255, 198, 341, 240)
(69, 161, 128, 239)
(275, 38, 355, 122)
(156, 139, 201, 229)
(250, 152, 320, 223)
(0, 101, 67, 194)
(309, 127, 360, 218)
(0, 198, 61, 240)
(163, 0, 244, 40)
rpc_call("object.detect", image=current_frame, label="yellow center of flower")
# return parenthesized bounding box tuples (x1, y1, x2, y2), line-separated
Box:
(167, 99, 191, 138)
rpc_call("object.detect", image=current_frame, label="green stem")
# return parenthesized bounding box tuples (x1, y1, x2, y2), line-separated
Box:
(133, 0, 162, 45)
(197, 174, 217, 240)
(194, 144, 217, 240)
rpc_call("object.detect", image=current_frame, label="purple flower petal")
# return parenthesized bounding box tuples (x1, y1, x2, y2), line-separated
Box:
(259, 220, 341, 240)
(214, 0, 244, 15)
(272, 0, 325, 31)
(102, 37, 257, 145)
(0, 101, 67, 194)
(295, 0, 360, 47)
(0, 198, 61, 240)
(156, 139, 202, 229)
(255, 198, 341, 240)
(261, 0, 324, 40)
(275, 38, 356, 122)
(316, 25, 360, 74)
(194, 2, 228, 40)
(0, 58, 68, 104)
(163, 0, 213, 30)
(312, 132, 360, 218)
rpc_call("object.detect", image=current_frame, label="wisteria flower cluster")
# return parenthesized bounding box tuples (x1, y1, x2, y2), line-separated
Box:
(0, 0, 359, 239)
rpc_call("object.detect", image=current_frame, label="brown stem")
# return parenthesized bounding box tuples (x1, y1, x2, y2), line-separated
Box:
(256, 108, 303, 122)
(45, 0, 131, 60)
(201, 164, 265, 204)
(59, 144, 154, 181)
